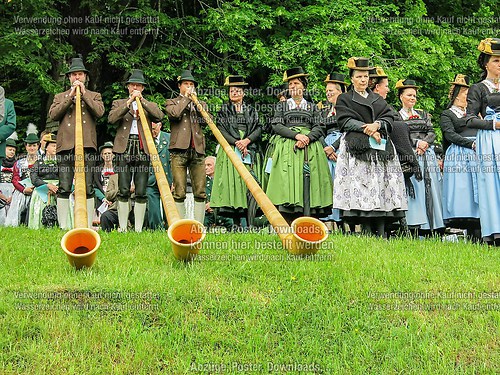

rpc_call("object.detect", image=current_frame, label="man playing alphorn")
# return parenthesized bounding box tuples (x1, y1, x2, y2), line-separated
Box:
(49, 57, 105, 229)
(165, 70, 208, 224)
(108, 69, 164, 232)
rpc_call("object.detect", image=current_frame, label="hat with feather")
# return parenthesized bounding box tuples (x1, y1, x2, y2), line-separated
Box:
(23, 123, 39, 144)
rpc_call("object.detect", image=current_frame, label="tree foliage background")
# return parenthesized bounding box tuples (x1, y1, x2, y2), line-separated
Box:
(1, 0, 499, 153)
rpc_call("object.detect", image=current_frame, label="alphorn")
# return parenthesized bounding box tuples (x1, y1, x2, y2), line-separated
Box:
(61, 86, 101, 269)
(190, 94, 328, 255)
(135, 97, 205, 261)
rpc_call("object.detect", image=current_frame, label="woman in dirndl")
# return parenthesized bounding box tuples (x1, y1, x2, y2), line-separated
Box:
(397, 79, 445, 235)
(28, 133, 60, 229)
(369, 68, 422, 236)
(440, 74, 481, 241)
(261, 85, 288, 193)
(334, 57, 407, 237)
(266, 67, 333, 223)
(211, 75, 262, 227)
(318, 72, 348, 225)
(5, 124, 39, 226)
(465, 37, 500, 245)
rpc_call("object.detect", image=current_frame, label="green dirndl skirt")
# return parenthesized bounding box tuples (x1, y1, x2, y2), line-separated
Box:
(265, 127, 333, 216)
(261, 134, 279, 192)
(210, 140, 262, 215)
(28, 180, 73, 229)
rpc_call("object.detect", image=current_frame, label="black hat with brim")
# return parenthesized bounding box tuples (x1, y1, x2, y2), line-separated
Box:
(283, 67, 309, 82)
(347, 57, 373, 71)
(224, 75, 248, 87)
(324, 72, 349, 85)
(369, 67, 388, 78)
(478, 38, 500, 56)
(395, 79, 420, 90)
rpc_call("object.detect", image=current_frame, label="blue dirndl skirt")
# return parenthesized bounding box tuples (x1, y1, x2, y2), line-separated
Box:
(321, 131, 342, 222)
(406, 147, 445, 230)
(475, 129, 500, 239)
(442, 139, 479, 224)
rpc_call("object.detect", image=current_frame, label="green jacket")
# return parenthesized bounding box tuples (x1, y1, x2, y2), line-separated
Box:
(148, 131, 172, 186)
(206, 175, 213, 201)
(0, 99, 16, 158)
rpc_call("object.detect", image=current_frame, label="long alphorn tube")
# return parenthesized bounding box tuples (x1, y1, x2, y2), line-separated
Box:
(61, 86, 101, 269)
(135, 98, 205, 261)
(190, 94, 327, 255)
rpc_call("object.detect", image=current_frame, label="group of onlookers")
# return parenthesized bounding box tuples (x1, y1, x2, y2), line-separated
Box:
(207, 37, 500, 245)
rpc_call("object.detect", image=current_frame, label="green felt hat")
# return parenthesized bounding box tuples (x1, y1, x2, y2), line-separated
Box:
(126, 69, 146, 85)
(66, 57, 89, 75)
(5, 131, 18, 149)
(99, 141, 114, 153)
(177, 70, 198, 86)
(23, 124, 39, 144)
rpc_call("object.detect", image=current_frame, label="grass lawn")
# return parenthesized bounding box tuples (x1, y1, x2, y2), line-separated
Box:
(0, 227, 499, 374)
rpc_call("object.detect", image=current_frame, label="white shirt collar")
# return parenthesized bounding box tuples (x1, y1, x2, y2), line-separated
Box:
(399, 107, 419, 120)
(450, 105, 466, 118)
(482, 79, 500, 93)
(354, 89, 368, 98)
(287, 97, 308, 110)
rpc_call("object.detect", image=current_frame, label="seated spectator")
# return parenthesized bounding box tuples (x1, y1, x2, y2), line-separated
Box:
(29, 133, 60, 228)
(100, 175, 134, 232)
(0, 132, 18, 226)
(93, 141, 115, 224)
(5, 124, 39, 226)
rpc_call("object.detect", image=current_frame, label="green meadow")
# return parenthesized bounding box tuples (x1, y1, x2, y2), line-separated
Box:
(0, 227, 498, 374)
